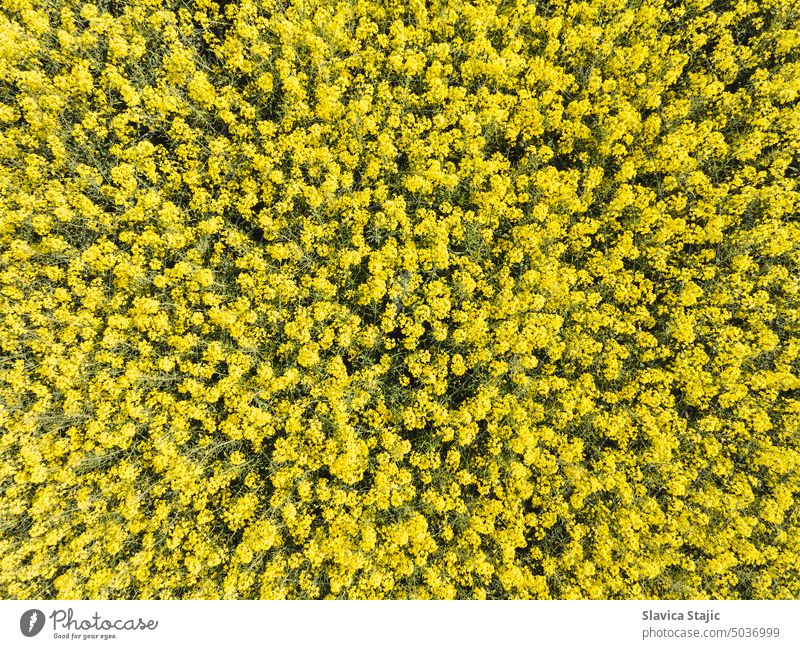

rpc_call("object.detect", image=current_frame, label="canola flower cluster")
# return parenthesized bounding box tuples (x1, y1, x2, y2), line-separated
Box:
(1, 0, 799, 599)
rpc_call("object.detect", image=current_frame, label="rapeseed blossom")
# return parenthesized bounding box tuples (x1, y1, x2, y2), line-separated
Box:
(1, 0, 799, 599)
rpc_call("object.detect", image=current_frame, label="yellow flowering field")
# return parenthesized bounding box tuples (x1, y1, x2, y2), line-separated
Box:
(1, 0, 799, 599)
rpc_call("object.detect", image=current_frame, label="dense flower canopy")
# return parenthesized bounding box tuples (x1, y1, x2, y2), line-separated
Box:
(1, 0, 799, 599)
